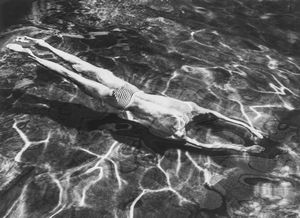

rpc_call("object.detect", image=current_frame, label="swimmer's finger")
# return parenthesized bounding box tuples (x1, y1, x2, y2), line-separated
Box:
(23, 36, 49, 47)
(15, 36, 35, 44)
(245, 144, 265, 153)
(23, 36, 36, 41)
(251, 129, 264, 139)
(255, 132, 264, 139)
(15, 36, 42, 46)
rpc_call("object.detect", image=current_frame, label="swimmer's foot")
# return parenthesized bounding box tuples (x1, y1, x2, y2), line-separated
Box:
(16, 36, 49, 48)
(6, 43, 36, 59)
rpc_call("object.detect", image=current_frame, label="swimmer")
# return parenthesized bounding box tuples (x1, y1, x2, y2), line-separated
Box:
(6, 36, 265, 153)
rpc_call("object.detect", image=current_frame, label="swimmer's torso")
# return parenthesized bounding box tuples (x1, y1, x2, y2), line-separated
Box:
(134, 93, 193, 114)
(127, 92, 194, 137)
(106, 83, 195, 137)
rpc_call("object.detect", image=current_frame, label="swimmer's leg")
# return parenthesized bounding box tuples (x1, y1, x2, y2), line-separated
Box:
(7, 44, 113, 99)
(16, 36, 127, 89)
(188, 102, 264, 139)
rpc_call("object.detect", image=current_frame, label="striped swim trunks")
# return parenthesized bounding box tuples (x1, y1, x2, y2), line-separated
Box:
(112, 83, 141, 109)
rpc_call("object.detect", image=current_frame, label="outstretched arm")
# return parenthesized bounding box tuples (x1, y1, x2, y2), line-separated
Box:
(184, 136, 264, 153)
(6, 44, 113, 100)
(188, 102, 264, 139)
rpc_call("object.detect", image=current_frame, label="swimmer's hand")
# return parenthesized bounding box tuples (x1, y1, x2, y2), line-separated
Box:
(192, 105, 265, 139)
(244, 144, 265, 153)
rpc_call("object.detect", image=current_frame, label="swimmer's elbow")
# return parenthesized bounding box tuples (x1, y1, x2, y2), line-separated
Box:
(188, 102, 212, 115)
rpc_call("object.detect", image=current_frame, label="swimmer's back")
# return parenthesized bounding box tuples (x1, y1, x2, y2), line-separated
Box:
(133, 92, 194, 116)
(129, 92, 194, 138)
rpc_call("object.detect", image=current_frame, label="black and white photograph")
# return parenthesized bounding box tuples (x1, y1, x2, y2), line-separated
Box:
(0, 0, 299, 217)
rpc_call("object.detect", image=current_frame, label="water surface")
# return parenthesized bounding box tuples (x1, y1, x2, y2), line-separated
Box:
(0, 0, 300, 217)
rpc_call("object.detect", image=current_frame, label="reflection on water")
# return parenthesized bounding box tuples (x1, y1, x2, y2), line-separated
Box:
(0, 0, 300, 217)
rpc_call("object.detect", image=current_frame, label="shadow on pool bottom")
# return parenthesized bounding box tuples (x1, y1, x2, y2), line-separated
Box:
(0, 87, 283, 156)
(0, 85, 291, 218)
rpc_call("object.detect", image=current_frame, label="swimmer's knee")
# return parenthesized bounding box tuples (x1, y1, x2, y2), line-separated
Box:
(95, 69, 116, 81)
(72, 62, 95, 73)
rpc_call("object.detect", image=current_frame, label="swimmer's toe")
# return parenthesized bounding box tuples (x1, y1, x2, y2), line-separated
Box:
(20, 36, 48, 47)
(15, 36, 43, 48)
(16, 36, 30, 43)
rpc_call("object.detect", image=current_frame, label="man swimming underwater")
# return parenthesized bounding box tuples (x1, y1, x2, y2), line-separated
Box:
(6, 36, 264, 152)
